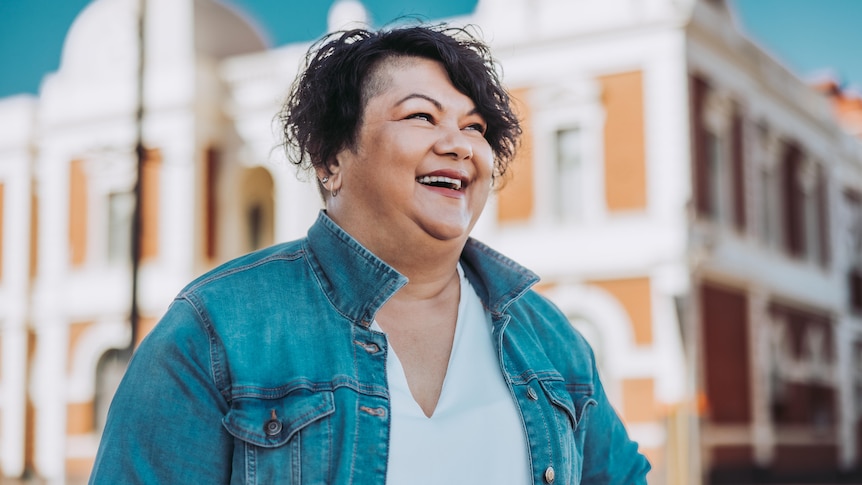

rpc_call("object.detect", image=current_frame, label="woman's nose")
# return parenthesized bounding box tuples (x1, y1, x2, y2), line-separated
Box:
(434, 125, 473, 160)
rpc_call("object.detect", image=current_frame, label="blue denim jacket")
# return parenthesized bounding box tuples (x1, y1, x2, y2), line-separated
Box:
(90, 212, 650, 484)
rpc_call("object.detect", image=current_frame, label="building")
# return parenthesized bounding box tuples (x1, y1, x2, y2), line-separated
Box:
(0, 0, 860, 482)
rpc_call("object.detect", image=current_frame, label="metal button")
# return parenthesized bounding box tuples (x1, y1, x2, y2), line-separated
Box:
(359, 406, 387, 417)
(527, 387, 538, 401)
(264, 409, 282, 436)
(544, 466, 555, 483)
(354, 340, 380, 353)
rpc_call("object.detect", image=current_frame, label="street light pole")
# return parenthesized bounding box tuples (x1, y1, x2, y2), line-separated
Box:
(127, 0, 146, 354)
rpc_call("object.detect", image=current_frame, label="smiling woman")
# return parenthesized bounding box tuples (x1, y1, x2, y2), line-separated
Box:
(89, 24, 650, 484)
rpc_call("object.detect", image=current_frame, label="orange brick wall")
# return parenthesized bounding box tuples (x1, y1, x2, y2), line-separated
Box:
(66, 456, 95, 482)
(136, 316, 158, 349)
(69, 160, 88, 267)
(25, 330, 37, 472)
(497, 87, 535, 222)
(141, 149, 162, 261)
(621, 377, 659, 423)
(599, 71, 647, 212)
(30, 191, 38, 278)
(66, 401, 95, 436)
(588, 276, 653, 345)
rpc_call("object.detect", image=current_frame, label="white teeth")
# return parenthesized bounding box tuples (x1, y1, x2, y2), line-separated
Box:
(417, 175, 462, 190)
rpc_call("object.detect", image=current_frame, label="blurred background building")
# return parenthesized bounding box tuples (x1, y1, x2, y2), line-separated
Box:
(1, 0, 861, 483)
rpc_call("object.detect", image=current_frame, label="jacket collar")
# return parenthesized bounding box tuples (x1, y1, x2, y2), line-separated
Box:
(305, 211, 539, 325)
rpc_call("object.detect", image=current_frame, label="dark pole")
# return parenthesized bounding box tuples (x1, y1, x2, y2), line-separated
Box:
(127, 0, 146, 354)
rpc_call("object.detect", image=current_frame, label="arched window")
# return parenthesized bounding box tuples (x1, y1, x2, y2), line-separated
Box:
(568, 314, 608, 383)
(241, 167, 274, 252)
(94, 349, 128, 432)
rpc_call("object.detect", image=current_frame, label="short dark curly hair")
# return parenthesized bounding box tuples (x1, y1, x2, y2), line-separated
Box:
(280, 24, 521, 183)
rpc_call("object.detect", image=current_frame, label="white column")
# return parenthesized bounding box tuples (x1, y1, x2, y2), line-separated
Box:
(271, 155, 320, 243)
(686, 274, 705, 485)
(651, 264, 688, 404)
(1, 328, 28, 477)
(30, 320, 69, 481)
(836, 320, 857, 470)
(0, 132, 33, 477)
(29, 144, 73, 482)
(145, 140, 197, 309)
(748, 285, 774, 465)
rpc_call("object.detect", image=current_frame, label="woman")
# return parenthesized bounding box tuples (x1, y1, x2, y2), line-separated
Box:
(90, 25, 650, 484)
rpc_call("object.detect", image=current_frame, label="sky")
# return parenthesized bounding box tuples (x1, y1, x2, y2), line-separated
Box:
(0, 0, 860, 98)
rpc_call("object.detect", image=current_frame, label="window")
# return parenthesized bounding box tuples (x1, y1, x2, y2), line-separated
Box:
(845, 190, 862, 262)
(849, 269, 862, 315)
(756, 124, 780, 247)
(554, 127, 583, 222)
(95, 349, 128, 433)
(107, 192, 134, 264)
(799, 160, 821, 264)
(781, 144, 804, 258)
(705, 131, 726, 223)
(759, 166, 774, 245)
(847, 191, 862, 314)
(240, 167, 274, 253)
(782, 149, 829, 265)
(247, 203, 264, 251)
(693, 81, 740, 227)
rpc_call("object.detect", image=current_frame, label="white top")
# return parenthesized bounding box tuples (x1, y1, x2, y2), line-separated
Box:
(372, 266, 531, 484)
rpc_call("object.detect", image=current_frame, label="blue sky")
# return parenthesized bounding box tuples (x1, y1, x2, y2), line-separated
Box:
(0, 0, 860, 98)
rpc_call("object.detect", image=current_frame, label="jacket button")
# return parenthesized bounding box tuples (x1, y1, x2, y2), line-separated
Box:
(544, 466, 555, 483)
(264, 409, 282, 436)
(354, 340, 380, 353)
(527, 387, 538, 401)
(264, 418, 282, 436)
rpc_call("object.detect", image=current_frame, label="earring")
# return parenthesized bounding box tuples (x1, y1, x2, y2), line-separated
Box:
(330, 180, 339, 197)
(321, 176, 329, 184)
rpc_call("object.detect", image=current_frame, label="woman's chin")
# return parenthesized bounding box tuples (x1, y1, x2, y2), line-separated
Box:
(416, 217, 475, 243)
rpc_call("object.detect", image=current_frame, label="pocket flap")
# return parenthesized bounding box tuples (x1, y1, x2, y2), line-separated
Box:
(222, 391, 335, 448)
(538, 379, 596, 429)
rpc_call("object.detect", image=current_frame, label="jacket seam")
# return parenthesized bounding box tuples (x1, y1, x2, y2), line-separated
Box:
(229, 378, 388, 400)
(178, 294, 233, 405)
(180, 249, 305, 296)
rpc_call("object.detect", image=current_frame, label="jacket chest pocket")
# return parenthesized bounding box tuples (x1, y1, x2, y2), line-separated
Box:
(534, 379, 597, 484)
(223, 390, 335, 484)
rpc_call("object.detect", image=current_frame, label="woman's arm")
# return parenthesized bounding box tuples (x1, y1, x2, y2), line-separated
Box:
(581, 355, 652, 484)
(89, 298, 234, 484)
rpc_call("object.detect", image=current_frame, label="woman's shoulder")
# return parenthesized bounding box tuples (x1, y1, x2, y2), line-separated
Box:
(508, 289, 598, 372)
(179, 238, 309, 297)
(513, 290, 580, 337)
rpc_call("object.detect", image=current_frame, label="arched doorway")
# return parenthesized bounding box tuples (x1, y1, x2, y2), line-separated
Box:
(239, 167, 275, 253)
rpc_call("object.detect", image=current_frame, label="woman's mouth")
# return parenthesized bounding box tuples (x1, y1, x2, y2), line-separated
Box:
(416, 175, 462, 191)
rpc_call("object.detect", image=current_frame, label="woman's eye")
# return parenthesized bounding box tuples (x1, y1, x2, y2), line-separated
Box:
(466, 123, 486, 134)
(407, 113, 433, 122)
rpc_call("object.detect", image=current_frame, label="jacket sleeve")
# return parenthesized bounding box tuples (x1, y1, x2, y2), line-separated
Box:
(89, 297, 234, 484)
(581, 350, 652, 484)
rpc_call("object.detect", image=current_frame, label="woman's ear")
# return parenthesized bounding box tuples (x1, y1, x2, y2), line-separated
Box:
(316, 157, 343, 198)
(327, 157, 343, 196)
(327, 156, 341, 176)
(315, 165, 331, 183)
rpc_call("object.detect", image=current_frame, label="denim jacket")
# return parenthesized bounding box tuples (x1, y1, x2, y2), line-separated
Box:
(90, 212, 650, 484)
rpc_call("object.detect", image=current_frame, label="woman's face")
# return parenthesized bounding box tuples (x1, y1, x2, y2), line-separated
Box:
(326, 56, 494, 251)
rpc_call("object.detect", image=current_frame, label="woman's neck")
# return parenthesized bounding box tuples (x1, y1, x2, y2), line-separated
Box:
(326, 211, 467, 299)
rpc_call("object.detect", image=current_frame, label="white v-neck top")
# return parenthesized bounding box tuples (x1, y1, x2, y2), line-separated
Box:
(371, 266, 531, 484)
